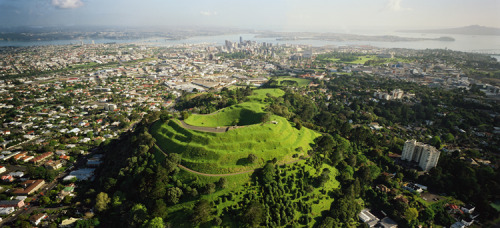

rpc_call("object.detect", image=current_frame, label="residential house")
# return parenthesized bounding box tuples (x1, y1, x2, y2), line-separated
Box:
(44, 160, 63, 170)
(0, 200, 25, 208)
(12, 179, 45, 195)
(0, 207, 15, 215)
(30, 213, 48, 226)
(1, 175, 13, 182)
(359, 209, 379, 227)
(31, 152, 53, 165)
(379, 217, 398, 228)
(461, 204, 475, 214)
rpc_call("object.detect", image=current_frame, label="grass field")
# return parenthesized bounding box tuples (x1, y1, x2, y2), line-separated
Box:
(275, 77, 312, 87)
(151, 88, 321, 174)
(247, 88, 285, 100)
(322, 55, 377, 64)
(347, 56, 377, 64)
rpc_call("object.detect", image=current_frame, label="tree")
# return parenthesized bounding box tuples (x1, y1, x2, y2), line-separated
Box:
(202, 182, 215, 194)
(180, 111, 190, 120)
(317, 217, 338, 228)
(217, 177, 228, 189)
(63, 195, 72, 204)
(142, 217, 165, 228)
(74, 218, 100, 228)
(243, 200, 265, 227)
(261, 112, 271, 123)
(130, 203, 148, 226)
(166, 187, 183, 204)
(317, 168, 331, 187)
(419, 207, 435, 222)
(261, 162, 276, 184)
(192, 199, 212, 225)
(443, 133, 455, 143)
(430, 136, 442, 149)
(95, 192, 110, 212)
(330, 196, 361, 222)
(247, 153, 258, 163)
(404, 207, 419, 223)
(152, 199, 168, 219)
(165, 153, 181, 174)
(40, 195, 51, 206)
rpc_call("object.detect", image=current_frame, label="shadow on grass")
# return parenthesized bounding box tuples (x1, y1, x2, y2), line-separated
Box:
(236, 158, 251, 166)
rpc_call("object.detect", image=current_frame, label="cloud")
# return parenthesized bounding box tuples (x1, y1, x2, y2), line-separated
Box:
(52, 0, 84, 9)
(386, 0, 410, 11)
(200, 11, 218, 16)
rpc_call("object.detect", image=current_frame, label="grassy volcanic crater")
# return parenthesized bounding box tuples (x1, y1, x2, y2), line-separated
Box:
(150, 89, 320, 174)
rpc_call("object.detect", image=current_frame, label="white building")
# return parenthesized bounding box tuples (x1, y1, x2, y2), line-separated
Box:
(0, 207, 14, 215)
(402, 140, 440, 171)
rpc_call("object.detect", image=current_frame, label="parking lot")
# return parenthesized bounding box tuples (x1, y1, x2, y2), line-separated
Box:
(421, 192, 445, 203)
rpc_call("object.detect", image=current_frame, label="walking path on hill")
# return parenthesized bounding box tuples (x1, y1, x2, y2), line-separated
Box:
(179, 120, 244, 133)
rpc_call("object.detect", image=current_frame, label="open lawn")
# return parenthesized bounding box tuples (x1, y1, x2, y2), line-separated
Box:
(346, 55, 377, 64)
(247, 88, 285, 100)
(275, 77, 312, 87)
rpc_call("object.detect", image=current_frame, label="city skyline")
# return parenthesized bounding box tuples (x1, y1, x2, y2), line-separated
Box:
(0, 0, 499, 33)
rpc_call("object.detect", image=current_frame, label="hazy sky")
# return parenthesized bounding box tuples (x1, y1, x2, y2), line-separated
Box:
(1, 0, 499, 32)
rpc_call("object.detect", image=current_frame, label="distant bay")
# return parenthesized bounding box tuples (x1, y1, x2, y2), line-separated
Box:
(1, 33, 499, 55)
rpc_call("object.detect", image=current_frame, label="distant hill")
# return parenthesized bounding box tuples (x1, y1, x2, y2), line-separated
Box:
(398, 25, 500, 36)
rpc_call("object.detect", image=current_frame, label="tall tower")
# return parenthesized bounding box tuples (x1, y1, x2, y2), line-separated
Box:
(401, 140, 417, 161)
(240, 36, 243, 44)
(419, 146, 440, 171)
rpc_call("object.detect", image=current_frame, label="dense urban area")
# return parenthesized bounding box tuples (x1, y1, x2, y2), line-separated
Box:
(0, 37, 499, 228)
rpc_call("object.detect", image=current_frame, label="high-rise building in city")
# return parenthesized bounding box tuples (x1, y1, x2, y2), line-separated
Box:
(401, 140, 440, 171)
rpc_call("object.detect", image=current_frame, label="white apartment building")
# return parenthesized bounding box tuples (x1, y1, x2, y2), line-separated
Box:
(402, 140, 440, 171)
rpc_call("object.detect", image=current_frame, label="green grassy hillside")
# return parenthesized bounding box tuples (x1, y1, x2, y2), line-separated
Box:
(151, 88, 320, 174)
(151, 115, 320, 174)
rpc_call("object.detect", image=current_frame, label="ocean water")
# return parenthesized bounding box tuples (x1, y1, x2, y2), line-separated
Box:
(1, 33, 499, 55)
